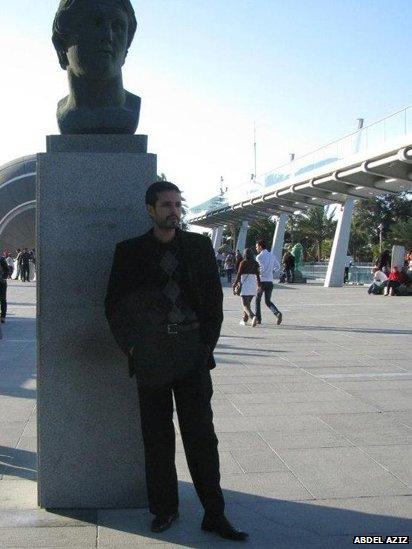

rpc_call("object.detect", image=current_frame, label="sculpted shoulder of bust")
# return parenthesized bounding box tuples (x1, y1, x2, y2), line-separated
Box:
(52, 0, 141, 135)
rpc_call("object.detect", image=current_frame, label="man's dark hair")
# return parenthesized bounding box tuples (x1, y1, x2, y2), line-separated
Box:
(256, 239, 267, 249)
(52, 0, 137, 69)
(145, 181, 181, 207)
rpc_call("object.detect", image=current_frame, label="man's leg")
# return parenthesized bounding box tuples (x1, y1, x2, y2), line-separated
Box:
(174, 369, 225, 518)
(255, 285, 263, 323)
(263, 282, 282, 324)
(137, 382, 178, 517)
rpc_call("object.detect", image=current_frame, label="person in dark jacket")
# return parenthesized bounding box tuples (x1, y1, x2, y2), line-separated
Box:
(19, 248, 31, 282)
(105, 181, 248, 541)
(0, 255, 8, 323)
(375, 249, 391, 275)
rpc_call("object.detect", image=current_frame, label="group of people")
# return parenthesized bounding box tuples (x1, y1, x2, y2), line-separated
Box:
(215, 250, 242, 284)
(232, 240, 283, 327)
(368, 249, 412, 296)
(1, 248, 36, 282)
(0, 248, 36, 325)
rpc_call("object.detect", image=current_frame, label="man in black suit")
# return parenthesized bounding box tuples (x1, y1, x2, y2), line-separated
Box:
(105, 181, 248, 541)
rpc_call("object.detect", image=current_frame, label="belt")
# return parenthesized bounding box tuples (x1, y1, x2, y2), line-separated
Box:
(160, 321, 200, 335)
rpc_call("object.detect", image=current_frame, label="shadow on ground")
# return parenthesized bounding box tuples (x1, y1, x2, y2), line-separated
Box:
(1, 446, 410, 547)
(279, 325, 412, 335)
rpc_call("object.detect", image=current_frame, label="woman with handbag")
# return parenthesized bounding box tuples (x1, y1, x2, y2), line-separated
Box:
(232, 248, 261, 327)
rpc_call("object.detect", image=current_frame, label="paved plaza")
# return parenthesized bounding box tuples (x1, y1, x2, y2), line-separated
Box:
(0, 280, 411, 548)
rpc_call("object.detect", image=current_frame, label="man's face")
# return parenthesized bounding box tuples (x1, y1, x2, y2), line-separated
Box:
(147, 191, 182, 230)
(255, 243, 262, 253)
(65, 0, 129, 79)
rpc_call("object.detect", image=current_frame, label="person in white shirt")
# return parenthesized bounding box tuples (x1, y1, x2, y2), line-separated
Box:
(367, 267, 388, 295)
(254, 240, 282, 325)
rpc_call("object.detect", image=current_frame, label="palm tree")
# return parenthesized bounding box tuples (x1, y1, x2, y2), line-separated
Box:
(294, 206, 336, 260)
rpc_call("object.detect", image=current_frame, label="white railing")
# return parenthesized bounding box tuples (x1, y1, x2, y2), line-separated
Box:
(189, 105, 412, 218)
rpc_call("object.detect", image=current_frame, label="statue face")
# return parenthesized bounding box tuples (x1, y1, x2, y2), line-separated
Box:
(65, 0, 129, 79)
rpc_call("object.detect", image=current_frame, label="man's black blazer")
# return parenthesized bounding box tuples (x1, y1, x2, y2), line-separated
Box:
(105, 228, 223, 377)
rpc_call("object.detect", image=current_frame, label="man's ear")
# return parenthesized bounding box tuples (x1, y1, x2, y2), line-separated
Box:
(146, 204, 154, 218)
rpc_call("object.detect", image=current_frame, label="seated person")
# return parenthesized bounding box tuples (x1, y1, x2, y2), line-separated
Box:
(385, 266, 408, 296)
(368, 267, 388, 295)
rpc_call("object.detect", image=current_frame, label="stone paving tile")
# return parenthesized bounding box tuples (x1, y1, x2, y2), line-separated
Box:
(318, 413, 412, 446)
(0, 422, 27, 447)
(176, 450, 243, 476)
(275, 447, 412, 499)
(0, 509, 97, 528)
(0, 480, 38, 509)
(236, 399, 379, 416)
(221, 471, 314, 501)
(359, 445, 412, 487)
(227, 390, 362, 404)
(383, 411, 412, 428)
(213, 414, 332, 433)
(215, 383, 252, 394)
(229, 448, 289, 473)
(0, 526, 97, 547)
(213, 431, 269, 450)
(345, 391, 412, 412)
(260, 429, 352, 450)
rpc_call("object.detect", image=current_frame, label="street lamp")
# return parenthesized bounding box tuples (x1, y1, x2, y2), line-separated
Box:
(378, 222, 384, 252)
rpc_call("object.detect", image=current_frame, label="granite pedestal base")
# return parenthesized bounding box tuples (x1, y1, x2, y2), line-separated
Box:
(36, 135, 156, 508)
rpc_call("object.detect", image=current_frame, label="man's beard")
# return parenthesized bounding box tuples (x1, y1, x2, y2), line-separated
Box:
(156, 217, 180, 230)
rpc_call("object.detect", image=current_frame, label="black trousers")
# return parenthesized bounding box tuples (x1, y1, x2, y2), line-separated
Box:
(21, 263, 30, 282)
(0, 279, 6, 318)
(255, 281, 280, 322)
(135, 337, 224, 518)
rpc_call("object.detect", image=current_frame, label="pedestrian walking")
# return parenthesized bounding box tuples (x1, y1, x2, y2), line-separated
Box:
(20, 248, 31, 282)
(280, 249, 295, 283)
(255, 240, 283, 325)
(0, 255, 8, 323)
(232, 248, 260, 326)
(105, 181, 248, 541)
(224, 252, 235, 284)
(14, 249, 22, 280)
(5, 254, 14, 279)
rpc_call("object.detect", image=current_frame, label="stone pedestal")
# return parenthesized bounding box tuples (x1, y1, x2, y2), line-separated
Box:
(36, 135, 156, 508)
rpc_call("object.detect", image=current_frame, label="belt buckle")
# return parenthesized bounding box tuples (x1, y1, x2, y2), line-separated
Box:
(167, 323, 179, 335)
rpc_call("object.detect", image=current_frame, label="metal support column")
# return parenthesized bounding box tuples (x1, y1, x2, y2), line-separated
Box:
(236, 221, 249, 252)
(271, 212, 289, 262)
(324, 198, 355, 287)
(212, 225, 224, 252)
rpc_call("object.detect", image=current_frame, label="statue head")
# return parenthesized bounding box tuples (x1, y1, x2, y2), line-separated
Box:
(52, 0, 137, 80)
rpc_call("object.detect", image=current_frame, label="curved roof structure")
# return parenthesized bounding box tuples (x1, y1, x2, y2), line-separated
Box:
(0, 155, 36, 252)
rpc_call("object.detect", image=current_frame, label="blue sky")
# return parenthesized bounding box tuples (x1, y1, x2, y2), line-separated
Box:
(1, 0, 412, 205)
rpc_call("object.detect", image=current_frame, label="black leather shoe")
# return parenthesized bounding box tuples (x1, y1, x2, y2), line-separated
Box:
(151, 512, 179, 533)
(201, 515, 249, 541)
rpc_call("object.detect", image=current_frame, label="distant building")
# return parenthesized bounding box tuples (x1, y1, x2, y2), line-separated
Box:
(0, 155, 36, 251)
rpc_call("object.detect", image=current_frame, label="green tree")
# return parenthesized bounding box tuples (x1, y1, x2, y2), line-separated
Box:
(386, 218, 412, 250)
(349, 193, 411, 260)
(291, 206, 336, 260)
(246, 218, 276, 249)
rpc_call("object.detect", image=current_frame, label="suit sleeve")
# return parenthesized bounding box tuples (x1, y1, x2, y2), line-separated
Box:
(104, 243, 136, 356)
(201, 237, 223, 351)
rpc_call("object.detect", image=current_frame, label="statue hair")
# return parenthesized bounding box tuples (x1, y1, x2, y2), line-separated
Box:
(52, 0, 137, 69)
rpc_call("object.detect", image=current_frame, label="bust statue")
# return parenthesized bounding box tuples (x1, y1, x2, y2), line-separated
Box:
(52, 0, 140, 135)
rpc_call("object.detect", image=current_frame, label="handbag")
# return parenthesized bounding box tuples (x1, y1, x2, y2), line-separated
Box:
(232, 281, 242, 296)
(232, 274, 249, 296)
